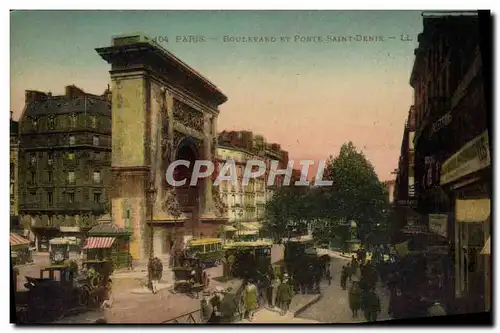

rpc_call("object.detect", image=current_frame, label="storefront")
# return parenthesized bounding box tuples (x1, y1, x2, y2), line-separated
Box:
(440, 130, 491, 313)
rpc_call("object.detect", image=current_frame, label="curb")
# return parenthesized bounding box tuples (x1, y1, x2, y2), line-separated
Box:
(292, 294, 323, 317)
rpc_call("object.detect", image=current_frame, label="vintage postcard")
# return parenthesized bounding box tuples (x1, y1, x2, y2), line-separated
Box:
(9, 9, 492, 325)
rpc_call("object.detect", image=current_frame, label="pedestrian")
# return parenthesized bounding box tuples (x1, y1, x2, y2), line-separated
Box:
(148, 257, 163, 294)
(345, 262, 352, 282)
(348, 281, 362, 318)
(362, 288, 381, 322)
(127, 253, 134, 271)
(340, 265, 347, 290)
(243, 279, 258, 321)
(326, 268, 332, 286)
(271, 274, 281, 309)
(277, 274, 293, 315)
(208, 286, 224, 323)
(201, 291, 213, 322)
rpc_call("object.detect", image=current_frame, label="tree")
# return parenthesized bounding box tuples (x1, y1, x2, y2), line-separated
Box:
(262, 186, 311, 243)
(322, 141, 390, 245)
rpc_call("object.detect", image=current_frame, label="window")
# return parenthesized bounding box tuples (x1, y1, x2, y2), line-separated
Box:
(67, 152, 75, 160)
(94, 151, 101, 160)
(70, 114, 77, 128)
(48, 152, 53, 165)
(125, 210, 131, 230)
(48, 116, 55, 130)
(68, 192, 75, 203)
(94, 192, 101, 203)
(30, 172, 36, 184)
(47, 192, 53, 205)
(10, 183, 14, 196)
(68, 171, 75, 184)
(32, 117, 38, 129)
(30, 153, 37, 166)
(47, 171, 53, 183)
(69, 135, 76, 145)
(93, 136, 99, 146)
(10, 163, 14, 180)
(30, 191, 36, 202)
(93, 171, 101, 184)
(91, 115, 97, 128)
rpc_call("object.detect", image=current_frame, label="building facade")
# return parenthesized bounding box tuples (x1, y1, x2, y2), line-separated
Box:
(97, 34, 228, 260)
(391, 106, 419, 242)
(10, 112, 20, 231)
(216, 130, 288, 240)
(18, 85, 112, 251)
(410, 13, 489, 312)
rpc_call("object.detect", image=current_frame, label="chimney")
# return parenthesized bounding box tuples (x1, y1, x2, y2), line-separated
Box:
(25, 90, 48, 103)
(65, 85, 85, 99)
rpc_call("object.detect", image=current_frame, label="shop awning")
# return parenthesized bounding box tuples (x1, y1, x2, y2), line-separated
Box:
(10, 233, 30, 248)
(238, 229, 259, 236)
(241, 222, 262, 230)
(456, 199, 490, 223)
(83, 237, 116, 249)
(481, 237, 491, 255)
(223, 225, 237, 232)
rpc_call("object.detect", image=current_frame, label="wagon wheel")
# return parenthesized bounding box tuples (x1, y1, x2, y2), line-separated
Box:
(89, 292, 101, 308)
(78, 286, 91, 307)
(90, 276, 100, 289)
(46, 298, 65, 322)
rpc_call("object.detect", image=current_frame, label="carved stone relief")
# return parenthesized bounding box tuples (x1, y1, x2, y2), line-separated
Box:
(172, 99, 204, 132)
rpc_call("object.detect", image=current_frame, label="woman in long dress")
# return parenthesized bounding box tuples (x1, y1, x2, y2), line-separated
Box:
(243, 279, 258, 321)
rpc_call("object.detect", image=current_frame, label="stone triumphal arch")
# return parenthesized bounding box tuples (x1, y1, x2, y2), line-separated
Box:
(96, 34, 228, 260)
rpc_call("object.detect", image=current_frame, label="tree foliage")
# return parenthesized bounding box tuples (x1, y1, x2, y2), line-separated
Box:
(323, 141, 390, 243)
(263, 141, 390, 246)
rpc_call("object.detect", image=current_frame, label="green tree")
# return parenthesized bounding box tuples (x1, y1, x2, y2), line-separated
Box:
(322, 141, 390, 245)
(262, 186, 311, 243)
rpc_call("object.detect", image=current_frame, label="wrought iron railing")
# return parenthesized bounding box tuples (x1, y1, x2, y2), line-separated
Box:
(162, 308, 203, 324)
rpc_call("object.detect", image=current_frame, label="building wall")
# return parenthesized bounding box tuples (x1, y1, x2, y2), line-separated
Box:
(18, 87, 112, 235)
(111, 77, 147, 167)
(10, 124, 19, 219)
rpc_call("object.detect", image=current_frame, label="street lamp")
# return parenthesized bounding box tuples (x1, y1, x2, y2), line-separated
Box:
(238, 208, 244, 238)
(147, 180, 157, 260)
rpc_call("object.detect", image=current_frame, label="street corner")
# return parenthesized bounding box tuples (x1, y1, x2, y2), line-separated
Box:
(291, 293, 323, 317)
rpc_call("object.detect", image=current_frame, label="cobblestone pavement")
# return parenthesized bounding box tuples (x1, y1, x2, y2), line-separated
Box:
(104, 288, 200, 323)
(297, 256, 392, 323)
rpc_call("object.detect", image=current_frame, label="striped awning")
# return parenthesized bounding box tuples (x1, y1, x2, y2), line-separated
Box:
(83, 237, 116, 249)
(481, 237, 490, 255)
(10, 233, 30, 247)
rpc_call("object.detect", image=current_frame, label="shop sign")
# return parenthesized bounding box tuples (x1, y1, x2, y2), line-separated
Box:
(59, 226, 80, 233)
(402, 225, 428, 234)
(430, 112, 452, 137)
(429, 214, 448, 238)
(441, 131, 490, 185)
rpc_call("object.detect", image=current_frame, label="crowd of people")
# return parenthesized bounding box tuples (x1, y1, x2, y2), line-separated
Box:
(341, 254, 382, 322)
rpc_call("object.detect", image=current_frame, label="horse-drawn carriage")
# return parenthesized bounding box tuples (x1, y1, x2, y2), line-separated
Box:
(171, 254, 209, 297)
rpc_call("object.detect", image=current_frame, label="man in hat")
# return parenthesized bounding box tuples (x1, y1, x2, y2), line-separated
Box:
(208, 286, 225, 323)
(277, 274, 294, 315)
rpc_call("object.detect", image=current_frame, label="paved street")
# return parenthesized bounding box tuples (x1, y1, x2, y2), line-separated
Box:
(297, 255, 392, 323)
(238, 309, 320, 324)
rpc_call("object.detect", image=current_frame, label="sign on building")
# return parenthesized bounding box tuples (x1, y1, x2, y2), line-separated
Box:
(429, 214, 448, 238)
(441, 131, 490, 185)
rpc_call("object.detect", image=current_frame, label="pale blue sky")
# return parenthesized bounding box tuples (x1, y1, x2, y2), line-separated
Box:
(10, 10, 423, 180)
